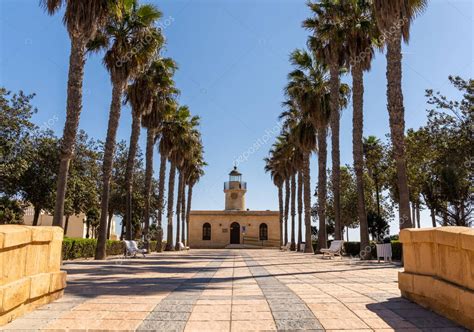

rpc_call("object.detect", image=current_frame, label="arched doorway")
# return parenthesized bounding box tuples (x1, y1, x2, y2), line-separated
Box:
(230, 222, 240, 244)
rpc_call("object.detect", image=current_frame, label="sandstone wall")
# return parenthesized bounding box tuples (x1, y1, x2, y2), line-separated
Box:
(399, 226, 474, 330)
(0, 225, 66, 326)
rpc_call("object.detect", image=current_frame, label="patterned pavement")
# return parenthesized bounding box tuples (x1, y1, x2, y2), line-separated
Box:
(1, 249, 466, 331)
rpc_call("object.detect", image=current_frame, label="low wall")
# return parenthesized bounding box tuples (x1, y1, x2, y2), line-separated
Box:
(399, 227, 474, 330)
(0, 225, 66, 326)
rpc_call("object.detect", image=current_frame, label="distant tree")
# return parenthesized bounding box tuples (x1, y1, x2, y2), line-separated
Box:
(19, 132, 59, 225)
(367, 211, 389, 241)
(64, 131, 102, 233)
(0, 88, 37, 196)
(0, 197, 25, 224)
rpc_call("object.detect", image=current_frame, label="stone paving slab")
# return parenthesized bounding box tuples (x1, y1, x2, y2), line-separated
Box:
(1, 249, 468, 331)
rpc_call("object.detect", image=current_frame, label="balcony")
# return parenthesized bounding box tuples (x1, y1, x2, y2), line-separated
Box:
(224, 181, 247, 190)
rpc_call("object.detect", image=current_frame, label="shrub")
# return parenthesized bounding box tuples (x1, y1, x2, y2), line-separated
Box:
(62, 238, 125, 260)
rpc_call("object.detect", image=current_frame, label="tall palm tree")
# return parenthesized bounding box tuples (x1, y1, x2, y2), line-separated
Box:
(185, 146, 205, 246)
(91, 1, 163, 259)
(304, 0, 347, 240)
(372, 0, 427, 229)
(285, 49, 331, 251)
(342, 0, 379, 258)
(264, 153, 285, 247)
(162, 106, 199, 251)
(42, 0, 113, 227)
(138, 58, 178, 249)
(280, 100, 316, 253)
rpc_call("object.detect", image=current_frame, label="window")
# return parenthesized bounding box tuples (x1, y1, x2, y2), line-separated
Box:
(202, 223, 211, 240)
(259, 223, 268, 241)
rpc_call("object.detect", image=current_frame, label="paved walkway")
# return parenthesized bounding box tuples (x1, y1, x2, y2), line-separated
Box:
(2, 249, 466, 331)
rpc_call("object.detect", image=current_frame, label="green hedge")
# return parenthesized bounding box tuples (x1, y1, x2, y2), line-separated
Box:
(62, 238, 125, 260)
(312, 240, 402, 261)
(62, 238, 163, 260)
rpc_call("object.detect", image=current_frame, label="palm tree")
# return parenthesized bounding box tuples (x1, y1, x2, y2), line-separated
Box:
(304, 0, 347, 240)
(91, 1, 163, 260)
(342, 0, 379, 258)
(372, 0, 427, 228)
(279, 100, 316, 253)
(185, 147, 205, 246)
(137, 58, 178, 249)
(42, 0, 113, 227)
(156, 102, 178, 251)
(264, 153, 285, 247)
(285, 49, 332, 251)
(162, 106, 199, 251)
(297, 170, 303, 250)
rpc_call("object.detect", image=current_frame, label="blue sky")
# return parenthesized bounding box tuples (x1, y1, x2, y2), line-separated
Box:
(1, 0, 472, 240)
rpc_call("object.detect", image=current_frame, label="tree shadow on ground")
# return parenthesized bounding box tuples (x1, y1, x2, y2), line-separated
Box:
(366, 298, 467, 331)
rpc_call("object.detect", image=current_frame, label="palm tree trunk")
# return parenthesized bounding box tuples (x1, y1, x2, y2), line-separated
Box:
(186, 184, 193, 247)
(143, 128, 155, 249)
(32, 206, 41, 226)
(386, 26, 412, 229)
(175, 172, 182, 250)
(303, 153, 314, 253)
(64, 215, 70, 235)
(156, 154, 167, 252)
(165, 162, 176, 251)
(317, 128, 328, 251)
(430, 208, 436, 227)
(86, 218, 90, 239)
(95, 79, 125, 260)
(124, 111, 142, 241)
(329, 58, 342, 241)
(416, 202, 421, 228)
(284, 178, 290, 245)
(352, 65, 370, 259)
(52, 37, 86, 227)
(107, 212, 113, 239)
(290, 173, 296, 250)
(278, 184, 284, 247)
(297, 171, 303, 251)
(375, 176, 381, 217)
(181, 183, 186, 244)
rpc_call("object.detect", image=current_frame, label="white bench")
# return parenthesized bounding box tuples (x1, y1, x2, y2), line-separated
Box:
(124, 240, 147, 258)
(320, 240, 344, 259)
(178, 242, 189, 251)
(280, 243, 291, 251)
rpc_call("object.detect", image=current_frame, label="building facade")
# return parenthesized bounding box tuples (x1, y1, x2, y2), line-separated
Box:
(188, 167, 280, 248)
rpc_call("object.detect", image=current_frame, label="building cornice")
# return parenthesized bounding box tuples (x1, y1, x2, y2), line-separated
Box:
(190, 210, 279, 216)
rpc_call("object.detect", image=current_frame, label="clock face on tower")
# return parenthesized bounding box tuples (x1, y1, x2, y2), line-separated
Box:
(231, 193, 238, 199)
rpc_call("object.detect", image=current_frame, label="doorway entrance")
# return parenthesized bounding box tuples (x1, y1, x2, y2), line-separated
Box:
(230, 222, 240, 244)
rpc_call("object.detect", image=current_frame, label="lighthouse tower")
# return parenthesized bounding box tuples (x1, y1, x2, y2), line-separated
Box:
(224, 167, 247, 211)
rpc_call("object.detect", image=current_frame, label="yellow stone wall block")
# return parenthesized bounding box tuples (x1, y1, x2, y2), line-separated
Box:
(50, 271, 67, 293)
(0, 226, 31, 249)
(412, 274, 434, 298)
(24, 226, 53, 243)
(0, 225, 66, 327)
(25, 243, 50, 277)
(0, 246, 27, 286)
(0, 277, 30, 313)
(48, 240, 63, 272)
(397, 272, 413, 293)
(29, 273, 51, 299)
(402, 243, 417, 273)
(415, 242, 437, 275)
(433, 279, 460, 311)
(437, 244, 463, 287)
(399, 227, 474, 330)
